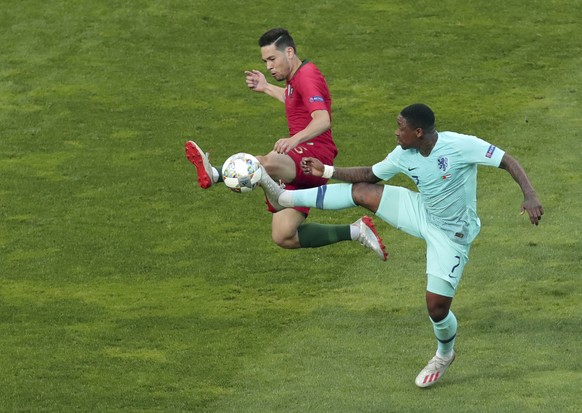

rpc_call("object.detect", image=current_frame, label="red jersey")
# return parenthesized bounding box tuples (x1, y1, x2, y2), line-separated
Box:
(285, 61, 337, 157)
(263, 60, 337, 214)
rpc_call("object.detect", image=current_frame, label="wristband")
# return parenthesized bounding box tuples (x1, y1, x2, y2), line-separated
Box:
(322, 165, 334, 179)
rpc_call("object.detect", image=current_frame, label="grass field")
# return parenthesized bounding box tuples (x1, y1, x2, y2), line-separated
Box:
(1, 0, 581, 411)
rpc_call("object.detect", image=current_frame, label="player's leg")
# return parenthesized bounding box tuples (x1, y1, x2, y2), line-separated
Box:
(371, 187, 460, 387)
(261, 176, 356, 211)
(270, 208, 305, 249)
(415, 231, 469, 388)
(299, 215, 387, 259)
(264, 179, 387, 215)
(288, 181, 384, 211)
(261, 152, 386, 259)
(263, 155, 355, 250)
(282, 183, 357, 210)
(415, 292, 457, 388)
(427, 292, 457, 363)
(269, 197, 386, 259)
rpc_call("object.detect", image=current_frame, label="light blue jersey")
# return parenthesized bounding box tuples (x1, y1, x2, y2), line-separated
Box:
(372, 131, 505, 244)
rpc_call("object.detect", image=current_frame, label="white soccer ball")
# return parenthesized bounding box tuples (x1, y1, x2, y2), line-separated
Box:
(222, 153, 262, 193)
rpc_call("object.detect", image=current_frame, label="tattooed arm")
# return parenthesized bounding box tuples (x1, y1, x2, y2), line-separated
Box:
(300, 157, 381, 183)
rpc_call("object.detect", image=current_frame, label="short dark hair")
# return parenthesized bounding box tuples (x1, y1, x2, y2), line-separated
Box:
(258, 28, 296, 52)
(400, 103, 435, 130)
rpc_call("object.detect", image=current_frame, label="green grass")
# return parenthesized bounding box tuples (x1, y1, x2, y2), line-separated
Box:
(1, 0, 581, 411)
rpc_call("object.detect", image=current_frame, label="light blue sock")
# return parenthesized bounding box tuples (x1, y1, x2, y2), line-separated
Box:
(281, 184, 356, 210)
(431, 311, 457, 358)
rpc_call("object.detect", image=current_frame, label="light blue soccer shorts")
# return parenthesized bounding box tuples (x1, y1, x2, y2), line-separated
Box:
(375, 185, 471, 297)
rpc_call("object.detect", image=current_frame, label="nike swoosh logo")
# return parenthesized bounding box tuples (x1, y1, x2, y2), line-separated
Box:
(407, 167, 417, 171)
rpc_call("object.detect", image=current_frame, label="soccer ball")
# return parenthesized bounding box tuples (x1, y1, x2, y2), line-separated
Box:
(222, 153, 263, 193)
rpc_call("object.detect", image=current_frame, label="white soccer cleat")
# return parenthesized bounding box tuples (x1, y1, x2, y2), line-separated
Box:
(355, 216, 388, 261)
(415, 352, 456, 388)
(185, 141, 214, 189)
(258, 166, 285, 211)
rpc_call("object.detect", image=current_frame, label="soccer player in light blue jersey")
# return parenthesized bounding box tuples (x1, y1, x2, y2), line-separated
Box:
(260, 103, 543, 388)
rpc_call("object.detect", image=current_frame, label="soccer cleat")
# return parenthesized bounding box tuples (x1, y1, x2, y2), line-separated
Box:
(185, 141, 214, 189)
(355, 216, 388, 261)
(258, 166, 285, 211)
(415, 352, 456, 388)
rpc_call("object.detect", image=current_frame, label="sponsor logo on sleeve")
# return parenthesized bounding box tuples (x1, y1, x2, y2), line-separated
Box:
(309, 96, 324, 103)
(486, 144, 496, 158)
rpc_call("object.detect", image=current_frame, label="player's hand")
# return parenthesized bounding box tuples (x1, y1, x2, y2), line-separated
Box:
(274, 137, 299, 154)
(521, 194, 544, 225)
(300, 157, 325, 177)
(245, 70, 267, 92)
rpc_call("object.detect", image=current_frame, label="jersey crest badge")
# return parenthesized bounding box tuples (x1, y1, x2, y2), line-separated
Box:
(437, 157, 448, 172)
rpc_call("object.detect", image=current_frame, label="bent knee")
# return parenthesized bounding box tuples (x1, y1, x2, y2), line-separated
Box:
(352, 182, 383, 212)
(256, 153, 273, 168)
(258, 152, 295, 182)
(428, 308, 450, 322)
(272, 233, 300, 249)
(426, 292, 453, 322)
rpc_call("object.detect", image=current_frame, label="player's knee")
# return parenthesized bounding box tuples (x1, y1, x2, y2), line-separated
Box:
(351, 183, 365, 205)
(271, 224, 300, 249)
(352, 183, 382, 212)
(271, 233, 299, 249)
(256, 153, 272, 169)
(425, 291, 452, 321)
(258, 152, 291, 182)
(426, 300, 452, 322)
(428, 308, 449, 322)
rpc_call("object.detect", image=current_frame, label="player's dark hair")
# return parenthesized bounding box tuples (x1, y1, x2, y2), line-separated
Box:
(400, 103, 435, 130)
(259, 28, 296, 52)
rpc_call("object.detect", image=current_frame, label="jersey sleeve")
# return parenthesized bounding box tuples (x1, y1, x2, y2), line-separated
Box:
(456, 133, 506, 167)
(372, 148, 402, 181)
(295, 66, 329, 114)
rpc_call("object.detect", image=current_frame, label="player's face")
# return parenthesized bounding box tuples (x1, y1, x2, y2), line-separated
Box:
(261, 44, 293, 81)
(395, 114, 421, 150)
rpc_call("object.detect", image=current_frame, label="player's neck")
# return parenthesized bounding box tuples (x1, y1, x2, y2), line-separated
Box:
(287, 57, 303, 80)
(419, 132, 438, 157)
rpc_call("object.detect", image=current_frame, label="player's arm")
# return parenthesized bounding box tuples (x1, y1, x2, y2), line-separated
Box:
(274, 110, 330, 154)
(499, 153, 544, 225)
(332, 166, 381, 183)
(300, 157, 381, 183)
(245, 70, 286, 102)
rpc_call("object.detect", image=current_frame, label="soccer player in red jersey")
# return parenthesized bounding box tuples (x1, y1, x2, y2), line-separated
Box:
(185, 28, 386, 260)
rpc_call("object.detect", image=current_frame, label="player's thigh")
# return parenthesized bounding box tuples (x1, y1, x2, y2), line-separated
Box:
(271, 208, 306, 246)
(286, 144, 336, 188)
(425, 227, 470, 295)
(374, 185, 426, 238)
